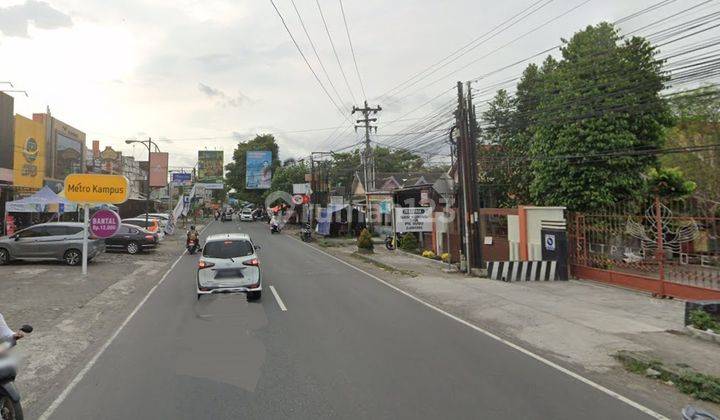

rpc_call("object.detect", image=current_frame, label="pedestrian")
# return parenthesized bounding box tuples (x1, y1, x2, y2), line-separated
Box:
(0, 312, 24, 343)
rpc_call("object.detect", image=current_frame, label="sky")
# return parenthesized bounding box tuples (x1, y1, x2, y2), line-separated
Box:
(0, 0, 713, 169)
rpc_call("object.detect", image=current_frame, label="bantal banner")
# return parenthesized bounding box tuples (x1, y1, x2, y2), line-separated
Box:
(246, 151, 272, 189)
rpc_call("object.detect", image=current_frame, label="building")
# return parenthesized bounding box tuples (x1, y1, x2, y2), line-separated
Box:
(0, 92, 15, 229)
(32, 111, 86, 193)
(86, 141, 123, 175)
(122, 156, 146, 199)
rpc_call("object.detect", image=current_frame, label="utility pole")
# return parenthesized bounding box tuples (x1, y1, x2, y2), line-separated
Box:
(352, 101, 381, 191)
(456, 82, 472, 274)
(466, 81, 482, 269)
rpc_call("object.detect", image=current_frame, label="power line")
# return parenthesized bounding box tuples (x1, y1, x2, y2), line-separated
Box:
(315, 0, 357, 104)
(338, 0, 367, 100)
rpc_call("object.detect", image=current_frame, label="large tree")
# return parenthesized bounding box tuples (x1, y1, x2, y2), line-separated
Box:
(529, 23, 672, 211)
(225, 134, 281, 204)
(266, 162, 308, 198)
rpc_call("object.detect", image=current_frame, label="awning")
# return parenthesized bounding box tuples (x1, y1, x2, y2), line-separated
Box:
(5, 186, 78, 213)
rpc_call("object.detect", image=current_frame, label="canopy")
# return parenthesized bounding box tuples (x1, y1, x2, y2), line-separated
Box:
(5, 186, 78, 213)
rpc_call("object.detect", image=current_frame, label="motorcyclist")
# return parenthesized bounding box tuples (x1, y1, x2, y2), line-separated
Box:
(0, 312, 23, 344)
(186, 225, 199, 244)
(270, 214, 280, 231)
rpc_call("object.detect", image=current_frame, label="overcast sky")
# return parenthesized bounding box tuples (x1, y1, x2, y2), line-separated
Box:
(0, 0, 712, 169)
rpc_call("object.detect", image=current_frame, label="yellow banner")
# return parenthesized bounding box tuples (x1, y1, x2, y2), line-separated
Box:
(64, 174, 129, 204)
(13, 115, 45, 188)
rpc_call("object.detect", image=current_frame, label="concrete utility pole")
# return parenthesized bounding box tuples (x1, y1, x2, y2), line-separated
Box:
(352, 101, 381, 191)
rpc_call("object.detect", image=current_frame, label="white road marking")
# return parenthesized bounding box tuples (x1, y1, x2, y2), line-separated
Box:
(269, 285, 287, 311)
(293, 237, 668, 420)
(38, 222, 215, 420)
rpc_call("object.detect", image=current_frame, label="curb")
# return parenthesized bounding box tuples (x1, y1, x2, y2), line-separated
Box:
(685, 325, 720, 345)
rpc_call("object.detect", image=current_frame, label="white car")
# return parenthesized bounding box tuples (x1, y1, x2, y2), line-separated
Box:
(240, 211, 254, 222)
(197, 233, 262, 301)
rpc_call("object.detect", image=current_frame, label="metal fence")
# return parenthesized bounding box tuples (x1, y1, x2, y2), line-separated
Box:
(569, 196, 720, 299)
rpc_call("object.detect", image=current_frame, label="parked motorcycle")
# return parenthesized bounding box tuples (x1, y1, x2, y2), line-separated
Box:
(1, 325, 33, 420)
(300, 223, 312, 242)
(385, 234, 396, 250)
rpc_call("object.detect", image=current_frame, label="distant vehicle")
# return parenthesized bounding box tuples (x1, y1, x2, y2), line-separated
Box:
(240, 210, 254, 222)
(104, 224, 159, 254)
(0, 222, 105, 266)
(197, 233, 262, 301)
(122, 218, 164, 241)
(221, 212, 232, 222)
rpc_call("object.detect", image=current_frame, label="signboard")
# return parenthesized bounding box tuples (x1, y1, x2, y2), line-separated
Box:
(13, 115, 45, 188)
(89, 209, 121, 238)
(292, 195, 304, 205)
(149, 152, 168, 187)
(293, 183, 311, 195)
(545, 233, 556, 251)
(395, 207, 433, 233)
(330, 195, 344, 205)
(64, 174, 129, 204)
(246, 151, 272, 189)
(197, 150, 224, 186)
(172, 172, 192, 186)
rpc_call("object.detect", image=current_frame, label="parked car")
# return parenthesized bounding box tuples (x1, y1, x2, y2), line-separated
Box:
(136, 213, 170, 232)
(240, 210, 254, 222)
(122, 218, 164, 240)
(0, 222, 105, 266)
(104, 224, 159, 254)
(197, 233, 262, 301)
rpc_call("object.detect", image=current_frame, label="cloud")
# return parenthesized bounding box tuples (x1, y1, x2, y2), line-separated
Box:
(198, 82, 253, 108)
(0, 0, 72, 38)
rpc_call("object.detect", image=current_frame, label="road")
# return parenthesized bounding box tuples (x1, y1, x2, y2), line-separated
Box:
(43, 220, 660, 419)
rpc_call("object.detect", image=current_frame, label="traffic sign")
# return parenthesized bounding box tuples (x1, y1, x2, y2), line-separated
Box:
(292, 194, 304, 205)
(64, 174, 129, 204)
(545, 233, 556, 251)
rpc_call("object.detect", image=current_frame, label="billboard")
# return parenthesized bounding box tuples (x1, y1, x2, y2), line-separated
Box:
(197, 150, 224, 189)
(149, 152, 169, 187)
(172, 172, 192, 186)
(246, 151, 272, 189)
(13, 115, 45, 188)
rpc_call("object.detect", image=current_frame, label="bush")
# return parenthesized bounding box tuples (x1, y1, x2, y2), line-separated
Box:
(422, 250, 436, 259)
(676, 372, 720, 403)
(441, 252, 450, 262)
(357, 228, 374, 252)
(399, 233, 418, 252)
(689, 309, 720, 332)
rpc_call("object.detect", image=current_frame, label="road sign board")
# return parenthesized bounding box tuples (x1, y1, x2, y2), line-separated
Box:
(64, 174, 129, 204)
(395, 207, 433, 233)
(545, 233, 556, 251)
(292, 195, 304, 205)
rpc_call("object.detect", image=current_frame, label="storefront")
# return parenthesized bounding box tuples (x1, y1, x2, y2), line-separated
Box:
(32, 112, 86, 191)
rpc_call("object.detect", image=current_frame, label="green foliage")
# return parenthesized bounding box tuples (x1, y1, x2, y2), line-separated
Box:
(329, 146, 424, 194)
(225, 134, 281, 204)
(399, 233, 418, 252)
(265, 163, 308, 204)
(676, 372, 720, 403)
(688, 309, 720, 332)
(646, 167, 696, 199)
(661, 86, 720, 197)
(357, 228, 374, 251)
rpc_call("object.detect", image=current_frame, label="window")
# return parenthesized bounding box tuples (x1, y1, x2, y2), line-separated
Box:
(17, 226, 48, 238)
(117, 226, 131, 234)
(203, 240, 255, 259)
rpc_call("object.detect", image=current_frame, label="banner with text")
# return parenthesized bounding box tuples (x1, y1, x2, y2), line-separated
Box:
(197, 150, 224, 189)
(395, 207, 433, 233)
(246, 151, 272, 189)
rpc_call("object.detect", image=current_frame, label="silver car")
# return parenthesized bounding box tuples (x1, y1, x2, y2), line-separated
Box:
(196, 233, 262, 301)
(0, 222, 105, 266)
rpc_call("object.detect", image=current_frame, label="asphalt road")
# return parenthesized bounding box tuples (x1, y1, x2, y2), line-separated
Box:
(44, 220, 658, 419)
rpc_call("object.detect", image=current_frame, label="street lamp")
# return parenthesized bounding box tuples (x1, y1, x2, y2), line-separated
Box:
(126, 138, 160, 226)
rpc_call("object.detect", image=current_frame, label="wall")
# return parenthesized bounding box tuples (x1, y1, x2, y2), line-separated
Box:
(33, 113, 86, 181)
(0, 93, 14, 181)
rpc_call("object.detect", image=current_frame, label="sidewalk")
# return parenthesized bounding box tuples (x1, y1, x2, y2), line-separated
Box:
(321, 242, 720, 411)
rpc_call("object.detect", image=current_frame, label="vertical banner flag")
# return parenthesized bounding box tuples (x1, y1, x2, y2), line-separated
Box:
(246, 151, 272, 189)
(197, 150, 224, 189)
(149, 152, 169, 187)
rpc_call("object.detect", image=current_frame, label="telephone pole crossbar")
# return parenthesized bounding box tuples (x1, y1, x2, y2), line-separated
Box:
(352, 101, 382, 191)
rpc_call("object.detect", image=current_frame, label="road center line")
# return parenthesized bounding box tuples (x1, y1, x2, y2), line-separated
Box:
(269, 285, 287, 311)
(38, 222, 215, 420)
(291, 236, 668, 420)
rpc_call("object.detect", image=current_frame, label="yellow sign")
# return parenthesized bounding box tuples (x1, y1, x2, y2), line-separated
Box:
(64, 174, 129, 204)
(13, 115, 45, 188)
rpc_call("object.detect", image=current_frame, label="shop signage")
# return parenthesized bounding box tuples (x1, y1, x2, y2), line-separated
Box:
(64, 174, 129, 204)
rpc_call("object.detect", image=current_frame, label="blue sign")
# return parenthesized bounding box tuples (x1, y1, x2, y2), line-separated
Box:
(172, 172, 192, 185)
(246, 151, 272, 189)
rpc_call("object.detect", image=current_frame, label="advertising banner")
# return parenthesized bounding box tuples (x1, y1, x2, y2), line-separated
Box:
(149, 152, 169, 187)
(197, 150, 224, 188)
(89, 209, 121, 238)
(13, 115, 45, 189)
(246, 151, 272, 189)
(172, 172, 192, 186)
(395, 207, 434, 233)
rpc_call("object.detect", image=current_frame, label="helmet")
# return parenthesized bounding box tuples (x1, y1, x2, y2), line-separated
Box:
(190, 225, 196, 230)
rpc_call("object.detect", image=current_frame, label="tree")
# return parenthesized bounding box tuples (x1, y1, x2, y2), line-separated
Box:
(266, 162, 308, 200)
(528, 23, 672, 212)
(225, 134, 281, 204)
(646, 167, 696, 200)
(328, 146, 424, 194)
(661, 86, 720, 198)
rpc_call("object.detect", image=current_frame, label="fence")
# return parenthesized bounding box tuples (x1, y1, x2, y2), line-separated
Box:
(569, 196, 720, 300)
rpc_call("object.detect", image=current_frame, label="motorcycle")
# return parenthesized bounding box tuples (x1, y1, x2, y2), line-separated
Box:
(270, 223, 281, 234)
(186, 239, 199, 254)
(385, 234, 396, 250)
(301, 223, 312, 242)
(1, 325, 33, 420)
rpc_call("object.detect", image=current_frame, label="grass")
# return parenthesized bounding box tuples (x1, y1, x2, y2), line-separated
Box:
(616, 353, 720, 403)
(350, 252, 418, 277)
